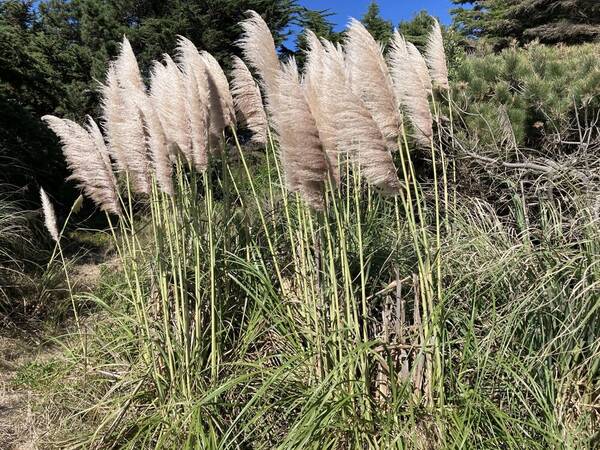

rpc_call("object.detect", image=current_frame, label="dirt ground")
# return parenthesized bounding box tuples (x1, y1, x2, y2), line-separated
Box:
(0, 257, 106, 450)
(0, 331, 52, 450)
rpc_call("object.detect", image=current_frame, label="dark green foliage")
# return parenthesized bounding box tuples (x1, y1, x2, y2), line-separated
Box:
(0, 1, 69, 197)
(452, 0, 600, 47)
(398, 10, 434, 49)
(361, 0, 393, 46)
(453, 42, 600, 149)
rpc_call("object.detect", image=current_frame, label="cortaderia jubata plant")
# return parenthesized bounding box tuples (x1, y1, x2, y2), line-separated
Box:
(40, 11, 459, 447)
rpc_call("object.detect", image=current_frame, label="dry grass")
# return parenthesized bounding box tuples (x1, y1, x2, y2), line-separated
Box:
(0, 333, 56, 450)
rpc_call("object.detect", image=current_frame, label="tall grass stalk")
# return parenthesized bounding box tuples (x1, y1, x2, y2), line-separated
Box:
(48, 130, 599, 447)
(38, 22, 599, 448)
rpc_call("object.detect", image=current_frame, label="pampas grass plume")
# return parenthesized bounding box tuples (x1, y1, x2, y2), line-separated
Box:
(303, 31, 340, 184)
(319, 39, 400, 192)
(40, 188, 59, 242)
(150, 56, 193, 165)
(389, 31, 433, 147)
(130, 90, 175, 194)
(176, 36, 209, 169)
(100, 62, 151, 194)
(230, 55, 268, 145)
(345, 18, 402, 148)
(199, 51, 236, 147)
(238, 10, 281, 93)
(406, 41, 433, 93)
(271, 59, 328, 209)
(425, 19, 449, 90)
(42, 115, 121, 215)
(114, 36, 144, 91)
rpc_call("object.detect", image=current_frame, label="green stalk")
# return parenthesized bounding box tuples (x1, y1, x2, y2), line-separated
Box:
(231, 127, 284, 288)
(203, 168, 218, 381)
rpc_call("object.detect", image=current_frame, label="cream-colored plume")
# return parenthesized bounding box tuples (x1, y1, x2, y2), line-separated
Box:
(270, 59, 328, 209)
(230, 55, 268, 144)
(130, 91, 175, 194)
(109, 37, 175, 192)
(318, 40, 400, 192)
(79, 117, 121, 214)
(200, 51, 236, 146)
(237, 10, 281, 93)
(406, 41, 433, 93)
(176, 37, 210, 170)
(185, 69, 210, 170)
(345, 18, 401, 148)
(389, 31, 433, 147)
(425, 19, 449, 90)
(100, 66, 126, 172)
(42, 115, 121, 215)
(86, 116, 117, 182)
(40, 188, 59, 242)
(114, 36, 145, 92)
(100, 64, 151, 194)
(150, 56, 193, 165)
(303, 31, 341, 184)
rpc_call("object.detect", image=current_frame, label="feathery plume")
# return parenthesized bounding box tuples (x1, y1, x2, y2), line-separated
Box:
(176, 36, 209, 169)
(40, 188, 59, 242)
(72, 194, 84, 214)
(199, 51, 236, 146)
(303, 31, 341, 184)
(406, 41, 433, 93)
(130, 91, 175, 194)
(237, 10, 281, 93)
(114, 36, 145, 92)
(389, 31, 433, 147)
(176, 36, 207, 85)
(319, 40, 400, 192)
(100, 66, 127, 171)
(78, 117, 121, 214)
(100, 65, 151, 194)
(425, 19, 449, 90)
(150, 56, 193, 165)
(42, 115, 121, 215)
(230, 55, 268, 144)
(184, 69, 210, 170)
(111, 38, 175, 191)
(345, 18, 401, 148)
(270, 59, 328, 209)
(86, 116, 116, 180)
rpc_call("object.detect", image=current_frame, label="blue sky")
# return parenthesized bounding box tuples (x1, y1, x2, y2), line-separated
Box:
(284, 0, 454, 48)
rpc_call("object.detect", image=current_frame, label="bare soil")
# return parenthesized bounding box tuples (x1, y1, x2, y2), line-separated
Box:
(0, 329, 55, 450)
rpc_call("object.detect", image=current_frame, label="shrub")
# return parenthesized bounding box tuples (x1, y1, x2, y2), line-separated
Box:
(35, 13, 599, 449)
(453, 42, 600, 150)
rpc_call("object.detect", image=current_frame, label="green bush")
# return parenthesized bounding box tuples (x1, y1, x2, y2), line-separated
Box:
(453, 42, 600, 149)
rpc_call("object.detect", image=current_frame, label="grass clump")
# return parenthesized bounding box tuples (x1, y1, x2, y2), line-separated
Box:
(12, 359, 66, 391)
(30, 13, 599, 450)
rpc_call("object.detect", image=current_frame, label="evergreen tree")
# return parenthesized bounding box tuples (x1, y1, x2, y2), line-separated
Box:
(397, 10, 435, 49)
(452, 0, 600, 47)
(361, 1, 393, 46)
(294, 8, 341, 68)
(0, 0, 68, 195)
